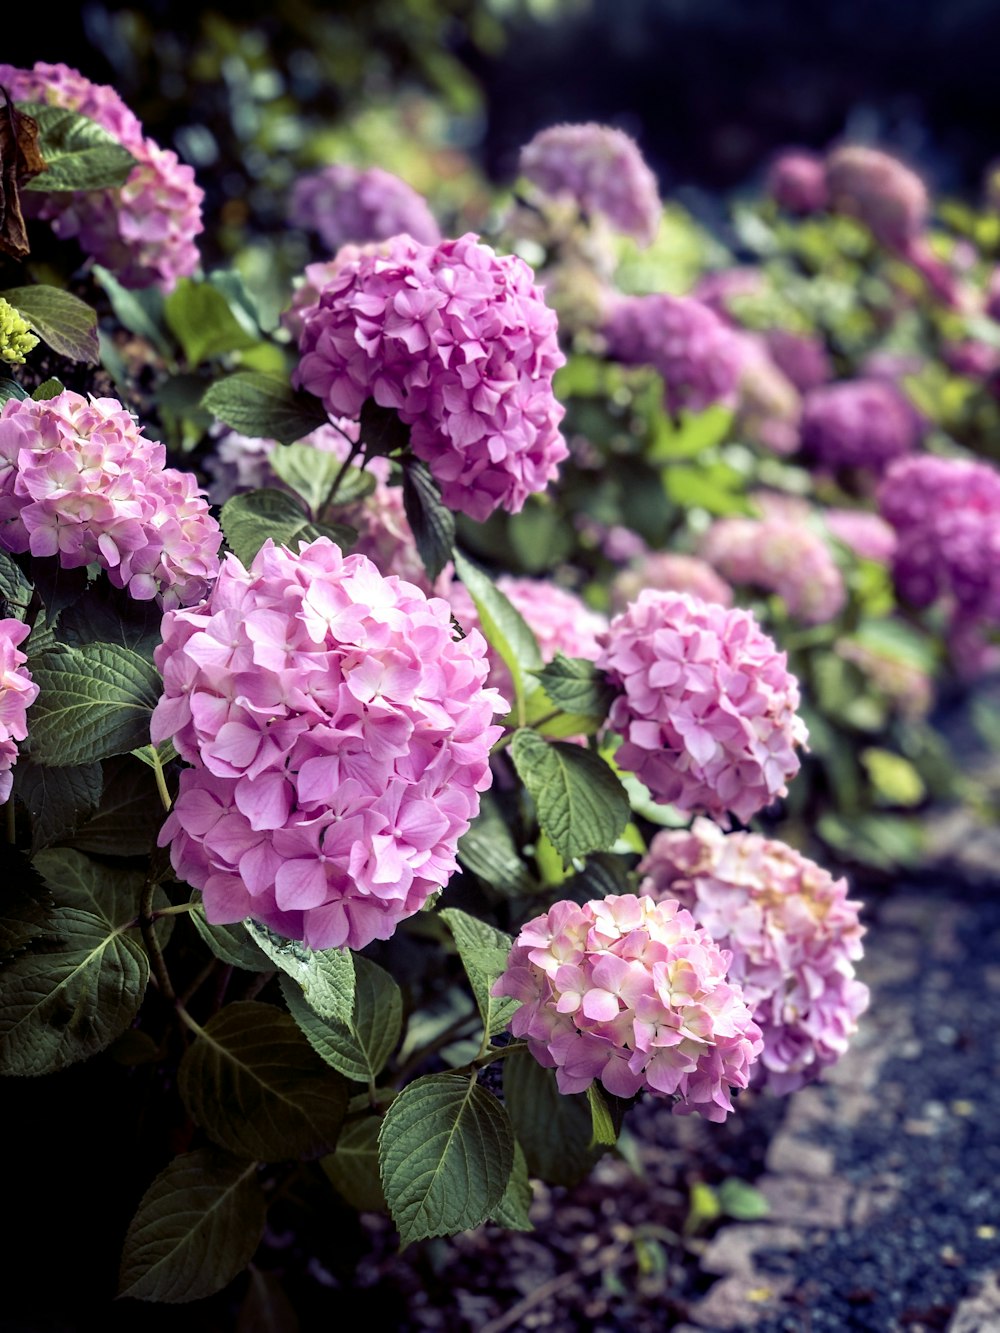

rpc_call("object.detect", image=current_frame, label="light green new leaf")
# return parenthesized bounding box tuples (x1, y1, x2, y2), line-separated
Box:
(268, 440, 358, 517)
(28, 642, 161, 767)
(118, 1148, 266, 1303)
(280, 953, 402, 1083)
(1, 285, 99, 363)
(439, 907, 517, 1038)
(220, 489, 355, 567)
(510, 729, 629, 864)
(322, 1116, 386, 1212)
(19, 102, 136, 191)
(244, 919, 355, 1022)
(178, 1001, 348, 1160)
(164, 279, 260, 367)
(202, 371, 329, 445)
(379, 1072, 514, 1246)
(586, 1083, 618, 1148)
(452, 550, 542, 723)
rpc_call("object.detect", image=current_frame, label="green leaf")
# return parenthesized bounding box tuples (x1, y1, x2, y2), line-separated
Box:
(280, 953, 402, 1083)
(243, 920, 355, 1023)
(0, 850, 149, 1075)
(164, 279, 261, 367)
(0, 550, 32, 618)
(664, 463, 749, 516)
(531, 654, 615, 720)
(489, 1141, 533, 1231)
(379, 1072, 514, 1246)
(188, 901, 271, 972)
(13, 759, 102, 852)
(453, 550, 542, 722)
(118, 1148, 266, 1303)
(818, 812, 925, 871)
(564, 851, 634, 904)
(31, 377, 64, 400)
(27, 642, 161, 766)
(457, 792, 538, 897)
(358, 397, 410, 457)
(68, 754, 164, 857)
(19, 102, 136, 191)
(178, 1001, 348, 1160)
(401, 459, 455, 583)
(502, 1050, 599, 1187)
(321, 1116, 386, 1212)
(220, 489, 355, 567)
(54, 579, 164, 659)
(269, 440, 351, 518)
(586, 1084, 618, 1148)
(202, 372, 329, 445)
(685, 1181, 722, 1234)
(718, 1177, 771, 1221)
(1, 285, 98, 363)
(861, 747, 926, 807)
(29, 557, 88, 622)
(92, 264, 172, 360)
(510, 730, 630, 864)
(0, 378, 28, 404)
(439, 907, 517, 1038)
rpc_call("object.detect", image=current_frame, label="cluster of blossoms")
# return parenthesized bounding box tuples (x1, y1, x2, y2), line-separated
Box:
(0, 392, 220, 608)
(824, 145, 928, 250)
(611, 553, 733, 614)
(835, 637, 933, 719)
(700, 514, 846, 626)
(763, 328, 832, 394)
(596, 590, 808, 824)
(518, 122, 662, 246)
(0, 619, 38, 804)
(493, 894, 763, 1120)
(288, 164, 440, 252)
(765, 149, 829, 215)
(731, 333, 802, 455)
(638, 820, 869, 1094)
(878, 454, 1000, 623)
(153, 538, 505, 950)
(293, 232, 568, 522)
(800, 378, 922, 473)
(0, 62, 203, 291)
(0, 298, 39, 366)
(822, 509, 897, 565)
(602, 293, 746, 415)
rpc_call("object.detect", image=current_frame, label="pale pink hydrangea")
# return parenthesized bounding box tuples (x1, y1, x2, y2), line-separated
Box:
(602, 293, 746, 415)
(448, 576, 606, 699)
(292, 232, 568, 522)
(824, 145, 928, 249)
(766, 150, 829, 214)
(0, 392, 220, 608)
(289, 164, 440, 251)
(800, 379, 922, 473)
(283, 259, 347, 342)
(518, 123, 662, 246)
(639, 819, 869, 1094)
(597, 591, 807, 824)
(823, 509, 897, 564)
(153, 537, 505, 950)
(493, 893, 763, 1119)
(611, 553, 733, 614)
(0, 61, 203, 291)
(0, 618, 38, 804)
(700, 515, 846, 625)
(733, 333, 802, 455)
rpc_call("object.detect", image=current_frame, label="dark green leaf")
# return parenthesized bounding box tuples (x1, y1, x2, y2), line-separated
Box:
(118, 1148, 265, 1303)
(1, 285, 99, 363)
(379, 1072, 514, 1246)
(243, 920, 355, 1023)
(69, 754, 164, 857)
(55, 579, 164, 659)
(13, 759, 102, 851)
(178, 1001, 348, 1160)
(439, 907, 517, 1038)
(31, 376, 63, 400)
(20, 102, 136, 191)
(202, 372, 329, 445)
(321, 1116, 386, 1212)
(503, 1049, 599, 1187)
(237, 1268, 300, 1333)
(489, 1141, 533, 1231)
(0, 550, 32, 618)
(92, 264, 172, 359)
(280, 952, 401, 1083)
(453, 551, 542, 721)
(189, 901, 271, 972)
(563, 851, 634, 904)
(0, 858, 54, 956)
(220, 489, 355, 567)
(164, 279, 261, 367)
(359, 397, 410, 456)
(402, 459, 455, 583)
(457, 792, 538, 897)
(28, 557, 88, 622)
(28, 641, 161, 766)
(532, 655, 615, 720)
(0, 377, 28, 404)
(510, 730, 629, 864)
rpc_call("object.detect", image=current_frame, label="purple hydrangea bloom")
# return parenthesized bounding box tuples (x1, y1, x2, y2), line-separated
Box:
(492, 893, 763, 1119)
(292, 232, 568, 522)
(0, 392, 220, 607)
(0, 61, 203, 291)
(822, 509, 897, 564)
(0, 618, 38, 804)
(800, 379, 922, 473)
(766, 150, 829, 214)
(518, 122, 661, 246)
(596, 590, 808, 824)
(288, 164, 440, 252)
(153, 537, 506, 950)
(639, 819, 869, 1095)
(763, 329, 832, 393)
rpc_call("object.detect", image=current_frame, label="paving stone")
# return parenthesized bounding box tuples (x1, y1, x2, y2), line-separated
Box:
(947, 1272, 1000, 1332)
(687, 1273, 794, 1329)
(764, 1134, 835, 1178)
(701, 1223, 806, 1276)
(756, 1175, 851, 1229)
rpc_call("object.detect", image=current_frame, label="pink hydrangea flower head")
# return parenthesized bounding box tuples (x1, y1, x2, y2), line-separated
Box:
(733, 334, 802, 455)
(700, 514, 846, 626)
(0, 61, 203, 291)
(518, 122, 662, 246)
(596, 590, 808, 823)
(942, 339, 1000, 380)
(861, 349, 925, 382)
(288, 164, 440, 251)
(878, 455, 1000, 621)
(603, 294, 746, 415)
(800, 379, 922, 473)
(693, 267, 765, 323)
(763, 329, 832, 394)
(292, 232, 568, 522)
(153, 537, 506, 950)
(611, 553, 734, 614)
(766, 149, 829, 214)
(823, 509, 897, 564)
(0, 391, 220, 607)
(824, 145, 928, 250)
(0, 618, 38, 803)
(493, 892, 763, 1118)
(639, 819, 869, 1094)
